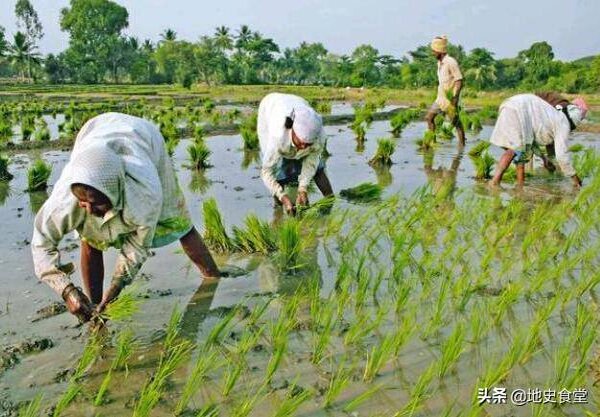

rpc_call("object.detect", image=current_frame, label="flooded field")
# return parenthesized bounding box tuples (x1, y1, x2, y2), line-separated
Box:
(1, 114, 600, 417)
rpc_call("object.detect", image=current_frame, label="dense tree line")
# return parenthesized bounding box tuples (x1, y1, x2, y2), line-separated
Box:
(1, 0, 599, 92)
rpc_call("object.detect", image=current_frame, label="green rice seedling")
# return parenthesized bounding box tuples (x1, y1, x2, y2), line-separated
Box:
(204, 307, 238, 347)
(202, 198, 232, 252)
(437, 323, 465, 378)
(222, 360, 245, 396)
(568, 143, 584, 152)
(231, 387, 267, 417)
(0, 119, 12, 142)
(339, 182, 382, 202)
(363, 333, 395, 382)
(416, 130, 436, 150)
(276, 218, 304, 272)
(193, 124, 205, 142)
(18, 393, 43, 417)
(435, 115, 454, 140)
(0, 154, 13, 181)
(133, 340, 193, 417)
(166, 136, 180, 157)
(100, 287, 142, 322)
(397, 363, 436, 416)
(272, 384, 312, 417)
(232, 214, 277, 254)
(175, 350, 218, 415)
(342, 383, 383, 413)
(323, 360, 352, 408)
(265, 340, 287, 384)
(33, 118, 51, 141)
(187, 140, 211, 169)
(369, 138, 396, 166)
(240, 113, 259, 150)
(20, 115, 35, 140)
(351, 104, 374, 141)
(310, 301, 335, 364)
(315, 101, 332, 114)
(27, 159, 52, 192)
(467, 141, 490, 157)
(390, 108, 420, 137)
(470, 151, 495, 180)
(196, 404, 219, 417)
(94, 368, 112, 406)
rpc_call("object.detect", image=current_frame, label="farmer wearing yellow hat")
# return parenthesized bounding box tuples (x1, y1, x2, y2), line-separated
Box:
(425, 35, 466, 146)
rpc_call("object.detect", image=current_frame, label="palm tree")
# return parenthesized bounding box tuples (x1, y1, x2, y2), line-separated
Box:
(214, 26, 232, 51)
(235, 25, 252, 51)
(159, 28, 177, 43)
(7, 31, 40, 81)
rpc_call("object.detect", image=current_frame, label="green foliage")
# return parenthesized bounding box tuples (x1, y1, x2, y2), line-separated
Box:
(27, 159, 51, 191)
(339, 182, 382, 201)
(417, 130, 436, 150)
(187, 140, 211, 169)
(18, 393, 43, 417)
(101, 287, 142, 322)
(0, 154, 13, 181)
(276, 218, 303, 272)
(232, 214, 277, 254)
(369, 138, 396, 166)
(314, 101, 332, 114)
(202, 198, 232, 252)
(390, 108, 420, 137)
(350, 104, 374, 141)
(240, 112, 259, 150)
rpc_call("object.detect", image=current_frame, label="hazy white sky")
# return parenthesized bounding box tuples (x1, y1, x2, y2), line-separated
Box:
(1, 0, 598, 60)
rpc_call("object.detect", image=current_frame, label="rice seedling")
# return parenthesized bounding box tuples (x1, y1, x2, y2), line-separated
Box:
(20, 115, 35, 141)
(310, 300, 335, 364)
(222, 360, 245, 396)
(113, 328, 135, 373)
(175, 350, 218, 415)
(265, 340, 287, 384)
(187, 140, 211, 169)
(397, 363, 436, 416)
(342, 383, 383, 413)
(18, 393, 43, 417)
(323, 359, 352, 408)
(568, 143, 584, 152)
(276, 218, 305, 272)
(26, 159, 52, 192)
(0, 154, 13, 181)
(0, 119, 12, 142)
(240, 113, 259, 150)
(351, 104, 374, 141)
(196, 404, 219, 417)
(416, 130, 436, 150)
(204, 307, 238, 347)
(363, 333, 395, 382)
(467, 141, 490, 157)
(315, 101, 332, 114)
(390, 108, 420, 137)
(339, 182, 382, 202)
(369, 138, 396, 166)
(470, 150, 495, 180)
(272, 384, 312, 417)
(202, 198, 232, 252)
(437, 323, 465, 378)
(100, 286, 142, 322)
(232, 214, 277, 254)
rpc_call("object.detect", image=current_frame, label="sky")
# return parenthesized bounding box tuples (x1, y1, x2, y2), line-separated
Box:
(1, 0, 598, 61)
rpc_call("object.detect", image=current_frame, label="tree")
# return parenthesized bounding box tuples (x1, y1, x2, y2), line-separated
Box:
(44, 53, 68, 83)
(7, 31, 41, 81)
(15, 0, 43, 46)
(0, 26, 7, 58)
(518, 41, 557, 87)
(464, 48, 497, 90)
(195, 36, 227, 85)
(351, 44, 380, 87)
(214, 26, 233, 51)
(60, 0, 129, 83)
(160, 28, 177, 43)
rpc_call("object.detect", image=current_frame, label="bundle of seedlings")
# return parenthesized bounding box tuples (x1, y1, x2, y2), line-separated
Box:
(339, 182, 382, 202)
(27, 159, 52, 192)
(0, 154, 13, 181)
(240, 112, 259, 150)
(33, 118, 51, 141)
(187, 140, 211, 169)
(417, 130, 436, 151)
(390, 108, 420, 137)
(232, 214, 277, 254)
(368, 138, 396, 166)
(202, 198, 233, 252)
(350, 104, 374, 142)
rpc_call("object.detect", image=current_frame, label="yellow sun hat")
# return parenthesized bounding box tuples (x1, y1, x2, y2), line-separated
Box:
(431, 35, 448, 53)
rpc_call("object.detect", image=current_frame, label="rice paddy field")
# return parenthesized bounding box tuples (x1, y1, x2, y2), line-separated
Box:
(1, 86, 600, 417)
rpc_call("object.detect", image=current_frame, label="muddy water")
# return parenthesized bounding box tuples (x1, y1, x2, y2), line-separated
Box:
(0, 119, 598, 416)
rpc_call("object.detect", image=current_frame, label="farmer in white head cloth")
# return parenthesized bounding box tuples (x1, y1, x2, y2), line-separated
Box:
(257, 93, 334, 215)
(426, 35, 467, 146)
(489, 93, 589, 187)
(31, 113, 222, 323)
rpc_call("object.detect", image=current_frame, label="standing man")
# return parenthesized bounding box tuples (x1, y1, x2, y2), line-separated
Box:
(488, 93, 588, 187)
(258, 93, 334, 215)
(425, 35, 466, 146)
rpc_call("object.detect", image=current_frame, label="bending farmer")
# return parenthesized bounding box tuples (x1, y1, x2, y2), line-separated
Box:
(31, 113, 220, 323)
(489, 93, 589, 187)
(258, 93, 333, 215)
(425, 35, 466, 146)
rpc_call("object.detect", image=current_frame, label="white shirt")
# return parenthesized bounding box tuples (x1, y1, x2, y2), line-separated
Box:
(257, 93, 324, 199)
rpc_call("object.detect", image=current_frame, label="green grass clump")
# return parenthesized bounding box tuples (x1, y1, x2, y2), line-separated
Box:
(240, 113, 259, 150)
(468, 141, 495, 180)
(369, 138, 396, 166)
(568, 143, 584, 152)
(340, 182, 382, 202)
(276, 218, 304, 272)
(187, 140, 211, 169)
(417, 130, 436, 150)
(467, 140, 490, 157)
(202, 198, 233, 252)
(350, 104, 374, 141)
(315, 101, 332, 114)
(33, 119, 51, 141)
(27, 159, 52, 192)
(100, 287, 142, 322)
(0, 154, 13, 181)
(232, 214, 277, 254)
(390, 108, 420, 137)
(18, 393, 43, 417)
(0, 119, 12, 142)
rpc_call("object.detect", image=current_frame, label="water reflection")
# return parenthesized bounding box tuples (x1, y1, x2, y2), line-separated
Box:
(423, 149, 463, 201)
(241, 149, 260, 170)
(0, 182, 11, 206)
(29, 190, 49, 214)
(373, 165, 392, 188)
(188, 169, 212, 194)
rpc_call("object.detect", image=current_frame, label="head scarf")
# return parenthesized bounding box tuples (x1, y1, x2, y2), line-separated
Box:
(431, 35, 448, 53)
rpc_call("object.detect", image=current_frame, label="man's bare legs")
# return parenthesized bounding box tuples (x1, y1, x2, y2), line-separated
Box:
(180, 227, 220, 281)
(314, 169, 334, 197)
(81, 240, 104, 304)
(490, 149, 525, 187)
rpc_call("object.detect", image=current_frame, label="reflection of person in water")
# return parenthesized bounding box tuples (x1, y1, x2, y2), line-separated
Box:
(423, 149, 464, 200)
